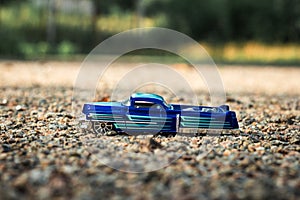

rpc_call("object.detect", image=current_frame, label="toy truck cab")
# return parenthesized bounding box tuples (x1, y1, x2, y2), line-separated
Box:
(127, 93, 170, 113)
(121, 93, 177, 135)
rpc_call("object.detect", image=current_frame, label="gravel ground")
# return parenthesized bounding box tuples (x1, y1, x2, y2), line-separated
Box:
(0, 62, 299, 199)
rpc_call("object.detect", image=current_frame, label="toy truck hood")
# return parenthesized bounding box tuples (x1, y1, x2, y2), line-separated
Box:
(82, 102, 124, 114)
(85, 102, 123, 106)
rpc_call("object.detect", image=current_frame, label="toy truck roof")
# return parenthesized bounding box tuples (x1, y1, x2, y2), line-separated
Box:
(130, 93, 165, 102)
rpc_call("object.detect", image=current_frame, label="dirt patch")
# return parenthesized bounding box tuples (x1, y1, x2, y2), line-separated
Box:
(1, 61, 299, 96)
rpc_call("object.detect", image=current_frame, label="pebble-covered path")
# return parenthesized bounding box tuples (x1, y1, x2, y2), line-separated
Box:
(0, 86, 299, 199)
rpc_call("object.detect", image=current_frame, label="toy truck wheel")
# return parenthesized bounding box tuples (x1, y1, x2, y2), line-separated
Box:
(159, 132, 177, 137)
(92, 121, 114, 135)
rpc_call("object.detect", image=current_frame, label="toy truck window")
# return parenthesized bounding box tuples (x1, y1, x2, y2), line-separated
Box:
(134, 101, 155, 108)
(163, 101, 171, 109)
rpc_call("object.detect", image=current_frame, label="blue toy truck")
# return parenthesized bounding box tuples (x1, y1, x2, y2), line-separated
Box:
(80, 93, 239, 135)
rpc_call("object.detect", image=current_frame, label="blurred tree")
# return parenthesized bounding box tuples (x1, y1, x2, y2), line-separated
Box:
(47, 0, 56, 50)
(146, 0, 231, 42)
(0, 0, 25, 4)
(90, 0, 137, 41)
(146, 0, 300, 43)
(278, 0, 300, 42)
(0, 0, 27, 24)
(228, 0, 300, 42)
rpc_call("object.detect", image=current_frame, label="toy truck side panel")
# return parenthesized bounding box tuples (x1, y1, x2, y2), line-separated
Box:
(179, 111, 237, 129)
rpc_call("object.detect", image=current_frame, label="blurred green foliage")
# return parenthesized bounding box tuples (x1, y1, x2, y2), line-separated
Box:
(147, 0, 300, 43)
(0, 0, 299, 64)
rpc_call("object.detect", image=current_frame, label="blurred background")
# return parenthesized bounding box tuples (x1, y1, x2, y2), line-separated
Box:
(0, 0, 299, 65)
